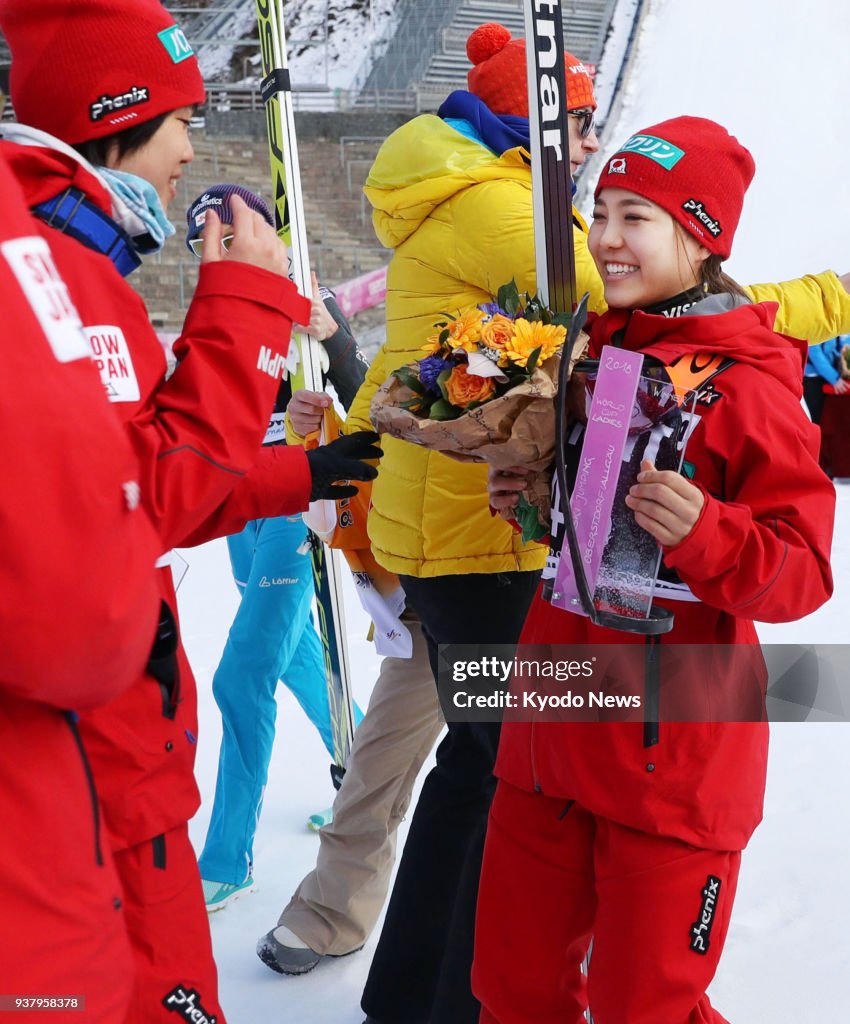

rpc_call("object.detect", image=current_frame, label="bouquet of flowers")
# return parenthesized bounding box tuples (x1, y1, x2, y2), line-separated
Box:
(370, 280, 587, 541)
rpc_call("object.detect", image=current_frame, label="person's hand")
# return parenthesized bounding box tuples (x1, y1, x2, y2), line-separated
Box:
(487, 465, 530, 512)
(288, 389, 332, 436)
(834, 377, 850, 395)
(202, 196, 288, 275)
(625, 459, 704, 547)
(294, 271, 338, 341)
(305, 431, 383, 501)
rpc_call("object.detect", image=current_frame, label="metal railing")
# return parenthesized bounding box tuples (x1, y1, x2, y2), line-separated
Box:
(202, 83, 427, 113)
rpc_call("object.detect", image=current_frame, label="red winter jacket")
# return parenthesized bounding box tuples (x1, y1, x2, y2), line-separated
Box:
(495, 299, 835, 852)
(0, 152, 162, 1016)
(2, 139, 313, 849)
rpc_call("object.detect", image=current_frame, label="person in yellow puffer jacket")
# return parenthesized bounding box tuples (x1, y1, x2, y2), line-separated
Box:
(283, 24, 850, 1024)
(300, 120, 850, 587)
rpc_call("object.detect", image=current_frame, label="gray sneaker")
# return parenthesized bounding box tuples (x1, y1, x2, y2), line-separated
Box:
(256, 927, 323, 975)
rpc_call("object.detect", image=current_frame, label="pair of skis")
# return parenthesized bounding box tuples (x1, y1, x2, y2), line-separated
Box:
(255, 0, 355, 784)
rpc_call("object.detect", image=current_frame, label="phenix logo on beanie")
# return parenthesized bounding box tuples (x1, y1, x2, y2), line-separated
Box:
(466, 22, 596, 118)
(595, 116, 755, 259)
(0, 0, 205, 145)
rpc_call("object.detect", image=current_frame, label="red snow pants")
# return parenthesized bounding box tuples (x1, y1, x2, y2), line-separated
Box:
(473, 781, 740, 1024)
(114, 823, 226, 1024)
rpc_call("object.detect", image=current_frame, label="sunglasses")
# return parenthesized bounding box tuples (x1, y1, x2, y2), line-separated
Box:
(568, 108, 595, 139)
(188, 233, 234, 258)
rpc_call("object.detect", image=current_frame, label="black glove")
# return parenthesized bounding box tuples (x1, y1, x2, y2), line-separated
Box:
(305, 430, 382, 501)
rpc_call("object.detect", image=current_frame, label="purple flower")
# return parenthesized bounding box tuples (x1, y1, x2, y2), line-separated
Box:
(478, 301, 510, 319)
(419, 355, 454, 395)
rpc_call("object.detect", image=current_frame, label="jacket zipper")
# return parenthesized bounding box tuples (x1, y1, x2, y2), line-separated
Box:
(64, 711, 104, 866)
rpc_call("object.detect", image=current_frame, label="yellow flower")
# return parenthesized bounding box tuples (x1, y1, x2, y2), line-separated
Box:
(446, 309, 486, 352)
(444, 364, 496, 408)
(421, 309, 485, 355)
(421, 332, 445, 355)
(480, 314, 516, 352)
(503, 318, 566, 368)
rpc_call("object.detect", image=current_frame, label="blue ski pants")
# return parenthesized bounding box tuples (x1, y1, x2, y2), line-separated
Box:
(199, 514, 339, 885)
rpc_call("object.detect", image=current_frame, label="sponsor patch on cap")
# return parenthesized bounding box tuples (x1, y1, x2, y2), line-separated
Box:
(619, 133, 685, 170)
(682, 198, 722, 238)
(158, 25, 195, 64)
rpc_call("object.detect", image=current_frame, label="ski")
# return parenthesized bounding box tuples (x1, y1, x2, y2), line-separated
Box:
(523, 0, 577, 316)
(523, 4, 594, 1019)
(256, 0, 357, 777)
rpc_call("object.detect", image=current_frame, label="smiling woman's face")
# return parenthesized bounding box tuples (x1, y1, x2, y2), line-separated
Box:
(589, 187, 709, 309)
(108, 106, 195, 210)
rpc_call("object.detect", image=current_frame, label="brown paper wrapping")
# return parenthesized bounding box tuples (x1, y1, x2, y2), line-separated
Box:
(369, 332, 588, 532)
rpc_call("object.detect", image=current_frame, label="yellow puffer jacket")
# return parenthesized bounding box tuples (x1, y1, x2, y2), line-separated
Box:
(338, 115, 850, 579)
(344, 116, 599, 578)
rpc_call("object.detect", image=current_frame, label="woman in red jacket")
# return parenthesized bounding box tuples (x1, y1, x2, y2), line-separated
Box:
(0, 2, 379, 1021)
(0, 150, 162, 1024)
(475, 117, 835, 1023)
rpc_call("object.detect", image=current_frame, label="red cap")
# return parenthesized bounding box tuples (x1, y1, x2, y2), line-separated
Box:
(466, 22, 596, 118)
(0, 0, 206, 145)
(595, 116, 755, 259)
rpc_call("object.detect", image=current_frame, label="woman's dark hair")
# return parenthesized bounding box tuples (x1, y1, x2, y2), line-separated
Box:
(73, 112, 168, 167)
(674, 222, 750, 301)
(701, 255, 750, 301)
(72, 103, 198, 167)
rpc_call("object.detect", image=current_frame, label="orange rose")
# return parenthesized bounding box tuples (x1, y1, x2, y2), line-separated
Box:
(444, 364, 496, 408)
(480, 314, 516, 352)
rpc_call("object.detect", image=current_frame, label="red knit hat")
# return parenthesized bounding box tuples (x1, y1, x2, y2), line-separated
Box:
(0, 0, 206, 146)
(594, 116, 755, 259)
(466, 22, 596, 118)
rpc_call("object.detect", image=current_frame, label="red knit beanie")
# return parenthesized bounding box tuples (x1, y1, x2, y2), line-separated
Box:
(466, 22, 596, 118)
(594, 116, 755, 259)
(0, 0, 206, 146)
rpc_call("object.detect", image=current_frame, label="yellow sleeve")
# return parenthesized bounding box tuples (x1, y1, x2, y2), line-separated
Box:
(745, 271, 850, 344)
(344, 345, 390, 435)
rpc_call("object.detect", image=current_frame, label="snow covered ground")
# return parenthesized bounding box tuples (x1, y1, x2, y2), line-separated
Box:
(177, 0, 850, 1020)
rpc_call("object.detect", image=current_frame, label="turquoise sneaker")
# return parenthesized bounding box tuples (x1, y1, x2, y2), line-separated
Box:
(307, 807, 333, 832)
(202, 876, 255, 913)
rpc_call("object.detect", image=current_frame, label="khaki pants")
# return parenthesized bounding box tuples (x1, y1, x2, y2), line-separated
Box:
(278, 608, 444, 955)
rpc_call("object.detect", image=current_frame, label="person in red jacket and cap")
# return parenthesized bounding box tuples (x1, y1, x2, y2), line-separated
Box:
(0, 150, 162, 1022)
(477, 116, 835, 1023)
(0, 2, 380, 1021)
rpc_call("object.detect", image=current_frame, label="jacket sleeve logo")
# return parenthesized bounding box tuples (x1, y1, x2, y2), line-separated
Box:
(1, 236, 91, 362)
(85, 325, 141, 402)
